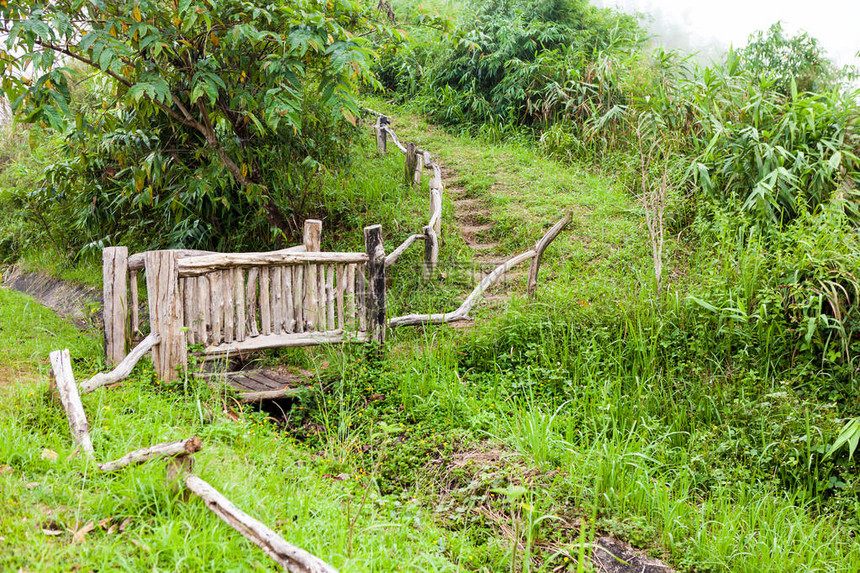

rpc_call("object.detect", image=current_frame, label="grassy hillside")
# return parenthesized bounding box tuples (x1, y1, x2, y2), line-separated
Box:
(2, 111, 860, 571)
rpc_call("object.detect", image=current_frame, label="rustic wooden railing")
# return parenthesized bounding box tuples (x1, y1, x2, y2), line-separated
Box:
(365, 109, 442, 278)
(103, 221, 386, 381)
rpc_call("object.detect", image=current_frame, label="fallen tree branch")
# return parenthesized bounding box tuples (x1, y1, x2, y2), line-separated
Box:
(384, 234, 425, 268)
(81, 333, 161, 393)
(390, 249, 536, 327)
(98, 436, 202, 472)
(390, 214, 571, 327)
(184, 474, 338, 573)
(527, 211, 572, 297)
(49, 349, 95, 457)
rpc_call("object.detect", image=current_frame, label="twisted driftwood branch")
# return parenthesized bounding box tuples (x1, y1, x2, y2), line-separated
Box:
(390, 214, 571, 327)
(98, 436, 202, 472)
(81, 333, 161, 393)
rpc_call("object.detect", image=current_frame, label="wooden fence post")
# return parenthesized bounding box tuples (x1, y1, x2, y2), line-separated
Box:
(414, 152, 424, 187)
(423, 225, 438, 280)
(303, 219, 322, 330)
(145, 251, 186, 382)
(405, 142, 418, 186)
(375, 116, 388, 155)
(103, 246, 129, 366)
(364, 225, 386, 344)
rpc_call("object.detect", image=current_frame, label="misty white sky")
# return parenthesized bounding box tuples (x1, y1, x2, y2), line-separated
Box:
(595, 0, 860, 67)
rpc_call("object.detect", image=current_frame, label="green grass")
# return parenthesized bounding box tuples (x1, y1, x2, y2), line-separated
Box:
(3, 106, 860, 572)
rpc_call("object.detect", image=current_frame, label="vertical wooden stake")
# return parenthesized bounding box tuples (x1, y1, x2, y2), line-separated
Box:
(145, 251, 186, 382)
(423, 225, 438, 281)
(50, 349, 94, 457)
(103, 246, 128, 366)
(364, 225, 386, 344)
(375, 116, 388, 154)
(303, 219, 322, 330)
(405, 142, 418, 186)
(413, 152, 424, 187)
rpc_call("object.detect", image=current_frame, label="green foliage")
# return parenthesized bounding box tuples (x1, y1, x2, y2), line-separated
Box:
(2, 0, 383, 248)
(737, 22, 837, 95)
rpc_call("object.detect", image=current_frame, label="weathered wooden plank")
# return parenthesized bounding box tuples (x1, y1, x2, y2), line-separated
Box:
(129, 270, 140, 336)
(204, 330, 368, 356)
(345, 264, 356, 330)
(271, 266, 283, 335)
(223, 270, 235, 343)
(293, 265, 304, 333)
(283, 266, 294, 333)
(325, 264, 335, 331)
(181, 277, 196, 345)
(145, 251, 187, 381)
(128, 245, 307, 271)
(210, 271, 224, 345)
(103, 246, 129, 366)
(336, 264, 345, 330)
(260, 268, 271, 336)
(246, 268, 259, 338)
(234, 268, 246, 342)
(197, 275, 210, 344)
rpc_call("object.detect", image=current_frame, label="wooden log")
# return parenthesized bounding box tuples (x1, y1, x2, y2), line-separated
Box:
(80, 333, 161, 393)
(129, 249, 217, 271)
(103, 246, 129, 366)
(246, 268, 259, 338)
(234, 268, 246, 342)
(260, 268, 271, 336)
(423, 225, 438, 280)
(128, 245, 307, 271)
(283, 267, 294, 333)
(183, 474, 338, 573)
(198, 274, 211, 344)
(345, 264, 356, 330)
(176, 251, 366, 277)
(528, 211, 572, 297)
(405, 142, 418, 186)
(271, 266, 283, 335)
(364, 225, 386, 343)
(384, 233, 424, 268)
(50, 349, 95, 457)
(98, 436, 201, 472)
(336, 264, 345, 330)
(210, 271, 224, 345)
(326, 264, 335, 331)
(293, 266, 304, 333)
(204, 330, 367, 356)
(129, 270, 140, 337)
(145, 251, 187, 382)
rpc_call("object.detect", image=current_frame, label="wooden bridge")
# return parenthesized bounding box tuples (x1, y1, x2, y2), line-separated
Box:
(102, 220, 385, 385)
